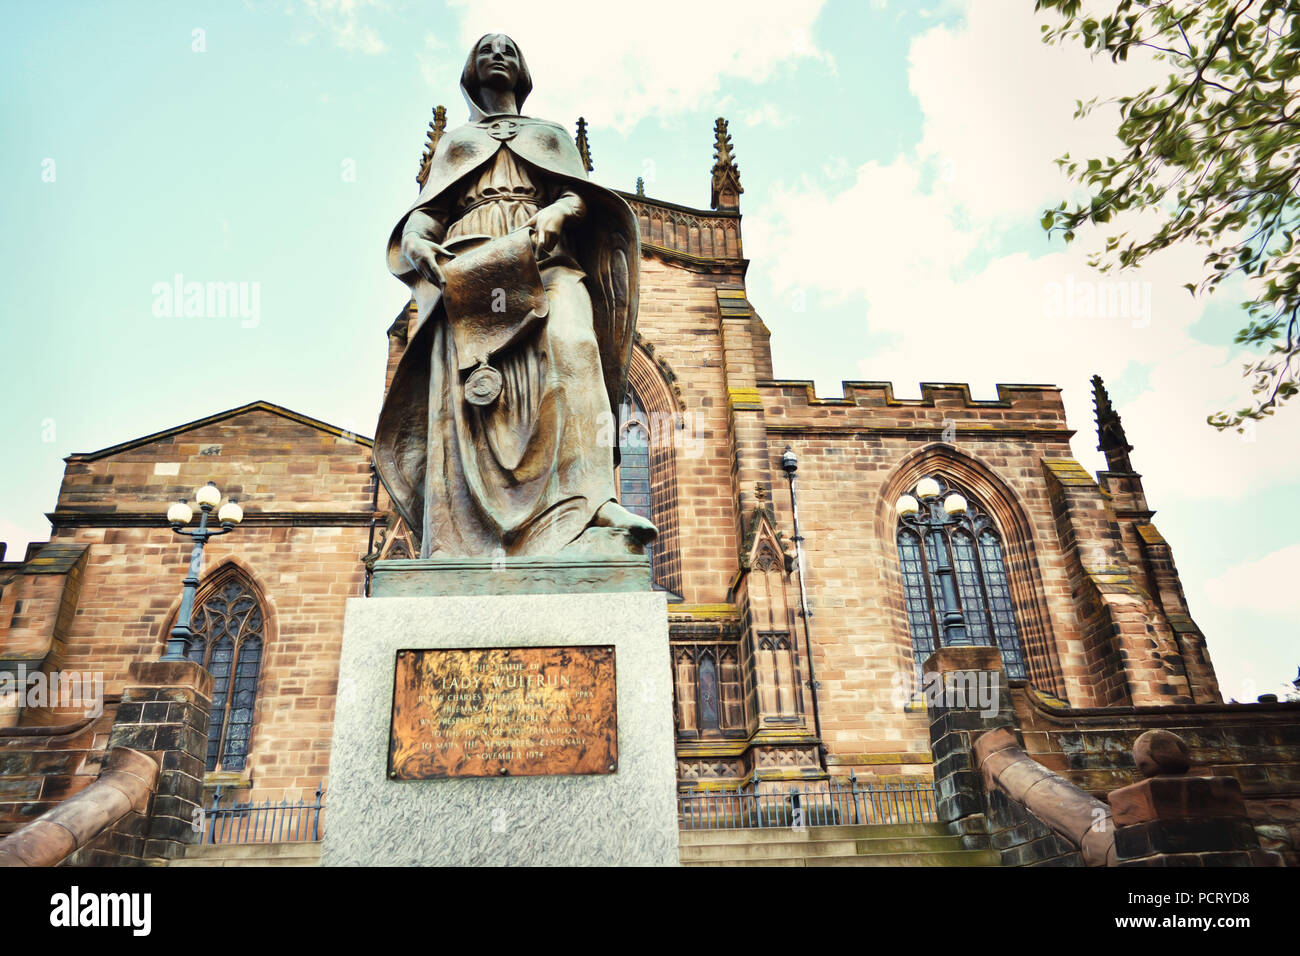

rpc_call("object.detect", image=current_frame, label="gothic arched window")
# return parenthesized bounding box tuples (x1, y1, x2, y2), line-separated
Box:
(757, 634, 798, 718)
(697, 651, 720, 732)
(181, 571, 267, 772)
(618, 394, 652, 536)
(896, 477, 1027, 681)
(671, 644, 743, 738)
(619, 385, 677, 592)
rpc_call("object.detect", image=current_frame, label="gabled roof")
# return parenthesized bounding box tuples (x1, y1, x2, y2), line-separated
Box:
(67, 400, 373, 462)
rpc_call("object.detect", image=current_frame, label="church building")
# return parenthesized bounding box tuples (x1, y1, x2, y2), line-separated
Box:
(2, 113, 1295, 868)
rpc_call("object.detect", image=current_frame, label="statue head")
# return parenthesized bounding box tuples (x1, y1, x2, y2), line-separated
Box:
(460, 33, 532, 117)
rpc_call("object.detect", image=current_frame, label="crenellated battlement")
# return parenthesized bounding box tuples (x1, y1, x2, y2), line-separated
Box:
(757, 379, 1070, 438)
(762, 379, 1062, 408)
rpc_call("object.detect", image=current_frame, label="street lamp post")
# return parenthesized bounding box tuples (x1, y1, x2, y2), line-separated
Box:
(896, 477, 970, 647)
(161, 481, 243, 662)
(780, 447, 826, 770)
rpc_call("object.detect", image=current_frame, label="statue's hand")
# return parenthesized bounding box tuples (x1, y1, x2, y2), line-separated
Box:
(403, 234, 450, 289)
(525, 204, 567, 256)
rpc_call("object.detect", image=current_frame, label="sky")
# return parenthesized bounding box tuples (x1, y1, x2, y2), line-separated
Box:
(1, 0, 1295, 702)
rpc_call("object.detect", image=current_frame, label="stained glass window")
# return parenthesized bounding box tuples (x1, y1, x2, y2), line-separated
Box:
(673, 644, 745, 736)
(979, 530, 1025, 679)
(619, 386, 663, 586)
(951, 531, 991, 643)
(898, 530, 936, 679)
(183, 573, 267, 771)
(896, 478, 1027, 680)
(698, 652, 720, 731)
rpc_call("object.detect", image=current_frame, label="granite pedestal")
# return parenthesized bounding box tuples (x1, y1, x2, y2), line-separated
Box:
(322, 587, 678, 866)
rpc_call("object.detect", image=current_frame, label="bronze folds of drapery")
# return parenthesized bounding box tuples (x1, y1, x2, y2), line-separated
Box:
(373, 34, 653, 560)
(437, 229, 549, 407)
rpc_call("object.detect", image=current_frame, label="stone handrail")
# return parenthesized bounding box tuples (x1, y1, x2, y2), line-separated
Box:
(0, 747, 158, 867)
(974, 727, 1117, 866)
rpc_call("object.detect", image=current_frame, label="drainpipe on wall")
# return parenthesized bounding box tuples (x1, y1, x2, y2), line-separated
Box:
(781, 447, 826, 773)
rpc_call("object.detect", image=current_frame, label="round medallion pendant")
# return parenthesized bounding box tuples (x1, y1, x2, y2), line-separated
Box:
(465, 364, 503, 405)
(487, 119, 519, 142)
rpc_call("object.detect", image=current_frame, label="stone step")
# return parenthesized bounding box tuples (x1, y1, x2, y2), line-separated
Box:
(678, 822, 950, 845)
(684, 857, 809, 867)
(170, 854, 321, 867)
(681, 838, 859, 860)
(809, 849, 999, 867)
(683, 849, 1000, 867)
(173, 841, 323, 865)
(680, 834, 965, 860)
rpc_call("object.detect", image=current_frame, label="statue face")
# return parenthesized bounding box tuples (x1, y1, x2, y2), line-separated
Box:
(474, 34, 521, 92)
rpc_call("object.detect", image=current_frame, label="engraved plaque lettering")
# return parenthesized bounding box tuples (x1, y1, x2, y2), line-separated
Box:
(388, 646, 617, 779)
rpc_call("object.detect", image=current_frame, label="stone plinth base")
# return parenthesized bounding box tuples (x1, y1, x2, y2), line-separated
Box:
(370, 556, 651, 597)
(322, 590, 678, 866)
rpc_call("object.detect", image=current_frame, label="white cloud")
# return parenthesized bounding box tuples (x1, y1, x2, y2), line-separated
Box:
(740, 104, 790, 128)
(433, 0, 829, 132)
(907, 0, 1167, 225)
(742, 0, 1300, 506)
(419, 32, 451, 88)
(745, 154, 985, 304)
(297, 0, 388, 54)
(1204, 544, 1300, 614)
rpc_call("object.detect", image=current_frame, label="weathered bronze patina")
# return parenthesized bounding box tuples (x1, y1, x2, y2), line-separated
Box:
(388, 645, 618, 779)
(374, 33, 656, 559)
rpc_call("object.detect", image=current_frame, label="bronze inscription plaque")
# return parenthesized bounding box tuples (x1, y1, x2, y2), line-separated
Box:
(388, 646, 618, 779)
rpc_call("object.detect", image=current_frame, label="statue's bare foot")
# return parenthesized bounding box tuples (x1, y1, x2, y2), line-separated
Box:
(594, 501, 657, 544)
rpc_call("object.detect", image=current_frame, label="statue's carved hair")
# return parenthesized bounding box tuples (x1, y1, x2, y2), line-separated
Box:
(461, 33, 533, 115)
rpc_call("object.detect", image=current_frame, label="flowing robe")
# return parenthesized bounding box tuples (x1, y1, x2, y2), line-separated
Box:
(375, 115, 639, 558)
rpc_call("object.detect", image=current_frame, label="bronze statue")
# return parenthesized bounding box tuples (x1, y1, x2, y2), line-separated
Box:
(375, 33, 656, 559)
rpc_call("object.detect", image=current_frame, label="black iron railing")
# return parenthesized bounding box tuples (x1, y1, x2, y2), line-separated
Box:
(678, 774, 937, 830)
(203, 784, 325, 844)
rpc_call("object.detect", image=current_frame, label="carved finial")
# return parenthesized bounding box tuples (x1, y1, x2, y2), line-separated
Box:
(417, 105, 447, 190)
(754, 483, 768, 503)
(635, 176, 645, 197)
(713, 118, 736, 166)
(711, 117, 743, 210)
(1091, 374, 1134, 472)
(575, 117, 593, 173)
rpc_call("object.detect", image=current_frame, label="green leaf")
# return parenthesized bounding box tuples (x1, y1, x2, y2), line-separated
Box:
(1039, 0, 1300, 429)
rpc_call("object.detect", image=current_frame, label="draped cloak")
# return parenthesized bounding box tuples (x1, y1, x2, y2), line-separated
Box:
(374, 107, 640, 558)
